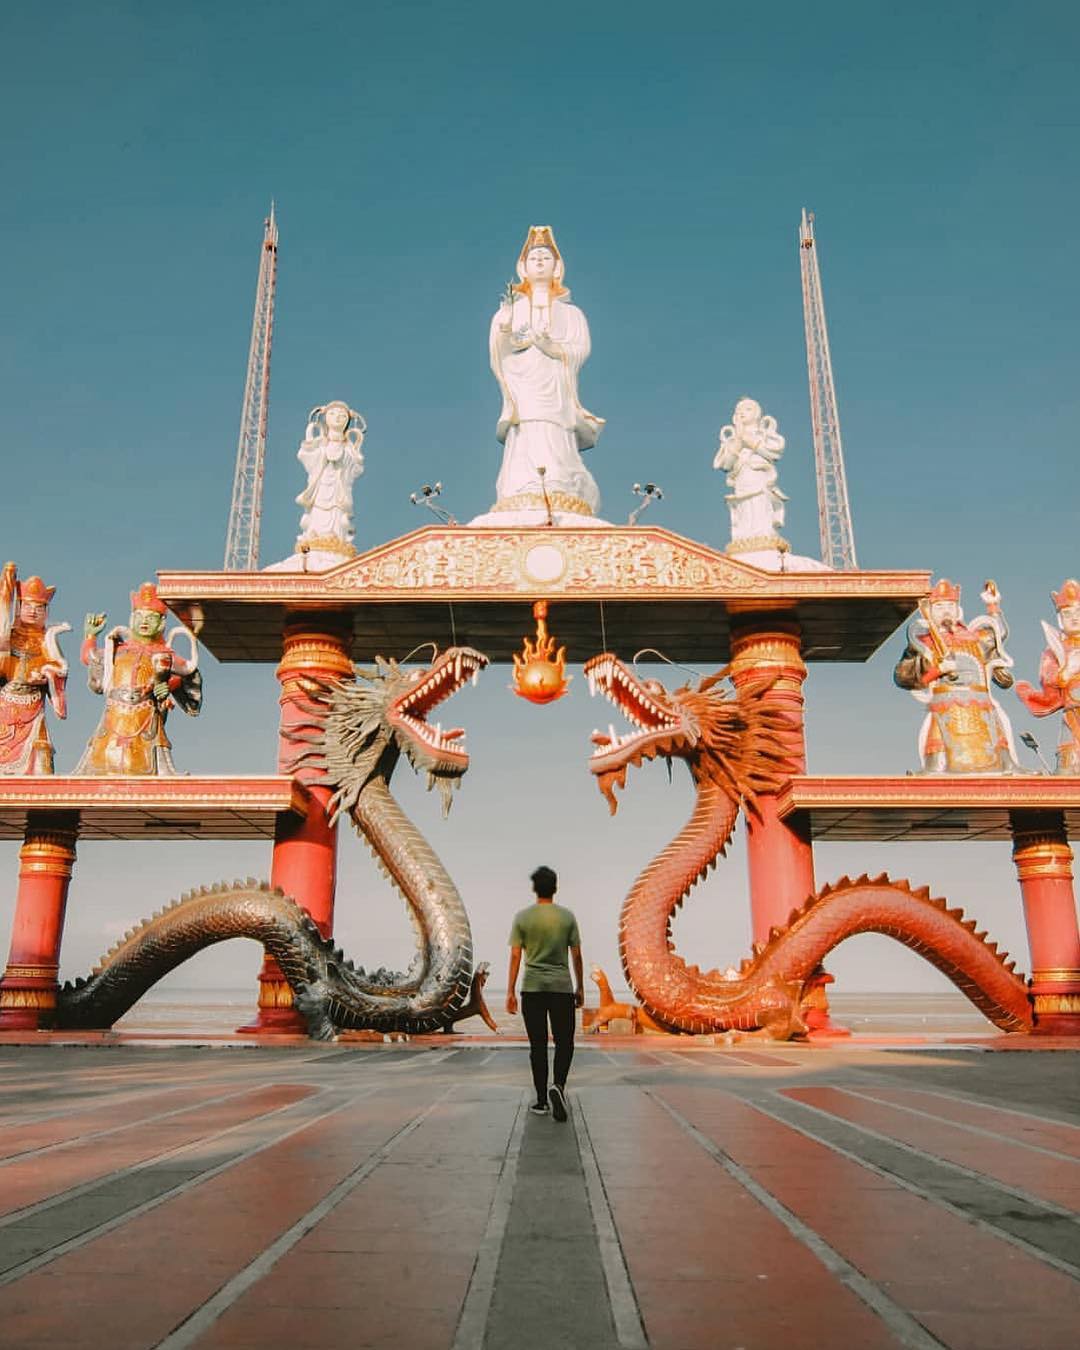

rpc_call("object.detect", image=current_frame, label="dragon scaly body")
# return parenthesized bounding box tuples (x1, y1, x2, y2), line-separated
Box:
(584, 653, 1032, 1037)
(57, 646, 494, 1037)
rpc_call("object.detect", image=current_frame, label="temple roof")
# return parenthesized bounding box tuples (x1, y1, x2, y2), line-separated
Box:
(157, 525, 930, 664)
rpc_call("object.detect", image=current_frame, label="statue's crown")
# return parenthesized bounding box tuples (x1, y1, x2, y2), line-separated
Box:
(130, 581, 167, 615)
(521, 225, 560, 260)
(1052, 578, 1080, 610)
(17, 575, 54, 606)
(927, 578, 961, 604)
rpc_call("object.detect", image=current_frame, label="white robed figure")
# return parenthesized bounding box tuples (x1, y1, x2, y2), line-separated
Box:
(474, 226, 606, 525)
(713, 398, 789, 551)
(295, 400, 366, 555)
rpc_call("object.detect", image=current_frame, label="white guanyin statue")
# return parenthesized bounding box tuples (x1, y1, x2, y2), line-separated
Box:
(266, 400, 366, 571)
(470, 225, 609, 527)
(713, 398, 789, 555)
(711, 397, 829, 573)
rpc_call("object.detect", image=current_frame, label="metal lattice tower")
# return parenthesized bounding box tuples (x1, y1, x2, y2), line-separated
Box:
(799, 208, 858, 570)
(224, 205, 278, 571)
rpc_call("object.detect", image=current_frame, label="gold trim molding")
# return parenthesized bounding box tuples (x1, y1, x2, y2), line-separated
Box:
(492, 491, 593, 518)
(257, 977, 296, 1010)
(1033, 993, 1080, 1016)
(0, 988, 57, 1010)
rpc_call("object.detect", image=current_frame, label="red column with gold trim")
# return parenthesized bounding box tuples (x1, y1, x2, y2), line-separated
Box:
(1010, 811, 1080, 1036)
(0, 811, 79, 1030)
(239, 615, 353, 1034)
(729, 617, 844, 1035)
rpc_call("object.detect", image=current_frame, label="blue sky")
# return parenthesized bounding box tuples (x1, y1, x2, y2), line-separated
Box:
(1, 1, 1077, 1000)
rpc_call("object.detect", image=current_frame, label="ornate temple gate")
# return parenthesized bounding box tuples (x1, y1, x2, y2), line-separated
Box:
(1, 523, 1078, 1034)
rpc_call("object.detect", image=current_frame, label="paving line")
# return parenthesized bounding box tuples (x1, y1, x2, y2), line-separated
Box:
(157, 1084, 458, 1350)
(779, 1090, 1080, 1225)
(0, 1079, 241, 1129)
(379, 1048, 463, 1072)
(0, 1090, 354, 1287)
(842, 1085, 1080, 1165)
(0, 1082, 299, 1167)
(849, 1074, 1080, 1138)
(0, 1085, 341, 1233)
(646, 1090, 945, 1350)
(747, 1091, 1080, 1281)
(575, 1096, 649, 1349)
(451, 1092, 527, 1350)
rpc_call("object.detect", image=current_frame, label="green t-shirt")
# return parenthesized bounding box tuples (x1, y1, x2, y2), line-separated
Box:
(509, 902, 581, 994)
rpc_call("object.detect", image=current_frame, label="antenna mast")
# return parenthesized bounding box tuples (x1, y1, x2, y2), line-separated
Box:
(224, 205, 278, 571)
(799, 209, 857, 569)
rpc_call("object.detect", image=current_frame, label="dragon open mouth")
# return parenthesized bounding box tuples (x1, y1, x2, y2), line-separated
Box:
(584, 653, 687, 810)
(392, 647, 488, 769)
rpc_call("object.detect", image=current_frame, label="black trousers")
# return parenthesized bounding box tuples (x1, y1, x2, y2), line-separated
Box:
(520, 991, 575, 1102)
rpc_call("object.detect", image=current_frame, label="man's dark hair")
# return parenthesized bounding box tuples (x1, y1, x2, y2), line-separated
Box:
(530, 865, 557, 899)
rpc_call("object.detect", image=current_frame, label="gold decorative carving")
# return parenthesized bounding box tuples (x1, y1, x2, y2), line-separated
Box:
(0, 987, 57, 1010)
(1012, 841, 1074, 883)
(1031, 967, 1080, 984)
(277, 629, 354, 682)
(729, 628, 807, 690)
(19, 834, 77, 878)
(726, 534, 791, 555)
(3, 963, 59, 980)
(492, 492, 594, 517)
(317, 529, 774, 597)
(1033, 993, 1080, 1016)
(257, 977, 295, 1010)
(296, 535, 357, 559)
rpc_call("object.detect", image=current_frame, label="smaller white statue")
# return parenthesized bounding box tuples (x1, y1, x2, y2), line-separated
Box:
(713, 398, 789, 556)
(295, 400, 366, 558)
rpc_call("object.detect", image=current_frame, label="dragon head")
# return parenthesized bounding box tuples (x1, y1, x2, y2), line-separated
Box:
(584, 652, 796, 815)
(287, 645, 489, 821)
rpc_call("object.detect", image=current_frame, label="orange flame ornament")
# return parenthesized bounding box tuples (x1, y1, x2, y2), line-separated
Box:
(511, 601, 570, 704)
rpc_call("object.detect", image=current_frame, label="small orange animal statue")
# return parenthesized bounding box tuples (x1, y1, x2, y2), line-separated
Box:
(585, 965, 654, 1034)
(441, 961, 499, 1033)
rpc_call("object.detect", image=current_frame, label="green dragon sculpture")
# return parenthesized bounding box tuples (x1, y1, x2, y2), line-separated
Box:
(56, 645, 496, 1038)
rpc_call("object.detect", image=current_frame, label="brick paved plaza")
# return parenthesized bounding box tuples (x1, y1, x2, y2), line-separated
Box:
(0, 1040, 1078, 1349)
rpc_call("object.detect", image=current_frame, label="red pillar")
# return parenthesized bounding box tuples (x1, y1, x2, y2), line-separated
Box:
(239, 615, 353, 1034)
(729, 617, 845, 1035)
(1010, 811, 1080, 1036)
(0, 811, 79, 1030)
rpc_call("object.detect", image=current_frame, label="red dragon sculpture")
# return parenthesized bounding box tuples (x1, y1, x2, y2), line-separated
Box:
(584, 652, 1033, 1038)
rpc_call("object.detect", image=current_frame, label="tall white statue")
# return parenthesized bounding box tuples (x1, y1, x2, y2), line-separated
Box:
(296, 399, 366, 555)
(471, 226, 608, 526)
(713, 398, 789, 557)
(264, 399, 367, 572)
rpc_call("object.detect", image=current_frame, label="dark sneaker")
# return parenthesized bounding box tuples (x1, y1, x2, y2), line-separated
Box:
(529, 1101, 550, 1116)
(549, 1084, 568, 1122)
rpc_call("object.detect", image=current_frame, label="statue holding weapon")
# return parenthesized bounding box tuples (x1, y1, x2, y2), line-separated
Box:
(1016, 579, 1080, 774)
(893, 577, 1025, 774)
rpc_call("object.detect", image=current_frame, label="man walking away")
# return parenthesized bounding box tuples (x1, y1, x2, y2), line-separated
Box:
(506, 865, 584, 1121)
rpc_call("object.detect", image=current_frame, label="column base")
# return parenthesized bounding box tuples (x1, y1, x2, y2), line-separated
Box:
(0, 968, 58, 1030)
(801, 967, 851, 1039)
(236, 959, 308, 1036)
(1031, 973, 1080, 1036)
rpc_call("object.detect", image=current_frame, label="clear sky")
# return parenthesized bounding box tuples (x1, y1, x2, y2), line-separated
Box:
(1, 1, 1078, 1003)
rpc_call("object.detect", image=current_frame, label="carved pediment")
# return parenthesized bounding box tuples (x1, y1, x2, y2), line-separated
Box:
(316, 527, 772, 598)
